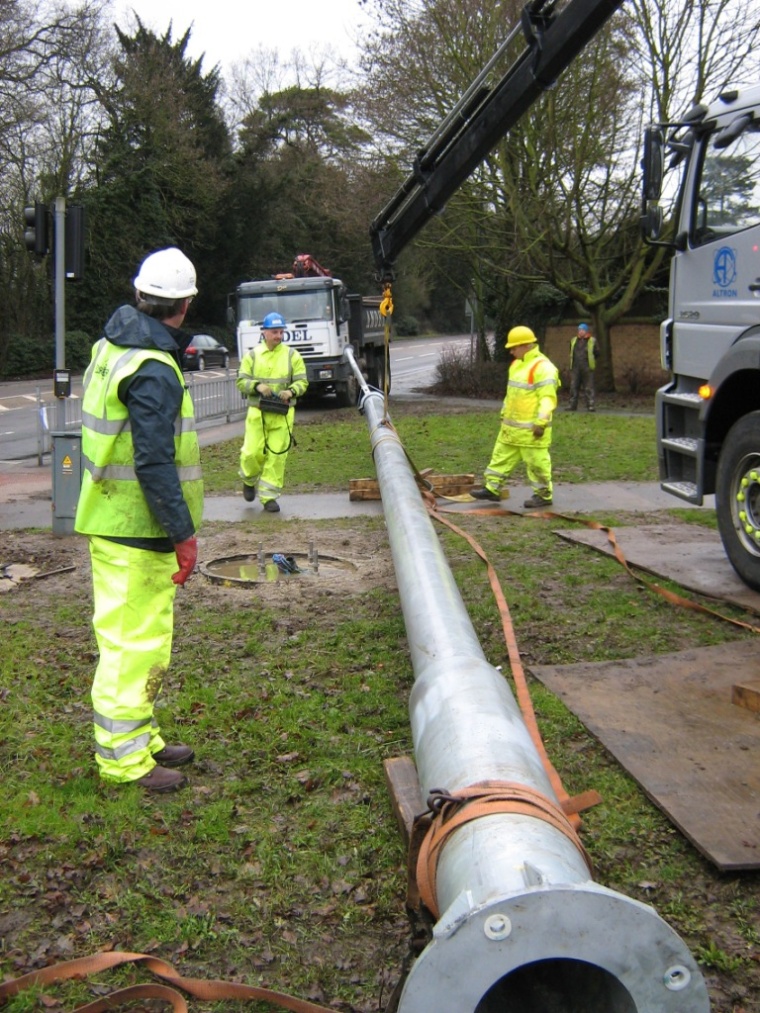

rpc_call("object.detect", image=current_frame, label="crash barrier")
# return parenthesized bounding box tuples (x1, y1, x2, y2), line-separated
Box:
(343, 345, 709, 1012)
(35, 371, 247, 463)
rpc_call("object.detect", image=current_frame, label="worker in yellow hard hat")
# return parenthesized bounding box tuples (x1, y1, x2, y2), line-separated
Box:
(471, 325, 560, 509)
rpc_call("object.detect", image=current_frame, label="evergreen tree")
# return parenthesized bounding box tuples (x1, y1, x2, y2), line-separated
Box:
(71, 21, 232, 334)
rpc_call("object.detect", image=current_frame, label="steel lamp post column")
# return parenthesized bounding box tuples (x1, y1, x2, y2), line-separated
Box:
(344, 348, 709, 1012)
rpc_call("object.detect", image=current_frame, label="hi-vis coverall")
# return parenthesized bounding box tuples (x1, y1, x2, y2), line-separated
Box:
(483, 345, 560, 501)
(237, 342, 308, 505)
(75, 306, 203, 784)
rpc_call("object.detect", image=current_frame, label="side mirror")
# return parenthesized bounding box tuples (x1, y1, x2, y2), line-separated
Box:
(640, 204, 664, 243)
(226, 305, 236, 331)
(338, 291, 350, 324)
(642, 126, 664, 202)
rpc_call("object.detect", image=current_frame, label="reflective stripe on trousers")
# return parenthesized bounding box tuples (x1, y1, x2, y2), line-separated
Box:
(89, 535, 177, 783)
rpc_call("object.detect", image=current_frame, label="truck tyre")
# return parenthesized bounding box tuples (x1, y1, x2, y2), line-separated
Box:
(716, 411, 760, 591)
(367, 348, 391, 393)
(335, 375, 359, 408)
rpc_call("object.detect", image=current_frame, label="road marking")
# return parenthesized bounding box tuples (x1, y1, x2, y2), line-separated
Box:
(397, 366, 436, 377)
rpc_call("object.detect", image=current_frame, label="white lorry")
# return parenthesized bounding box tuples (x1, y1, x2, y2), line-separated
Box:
(642, 84, 760, 590)
(231, 255, 390, 408)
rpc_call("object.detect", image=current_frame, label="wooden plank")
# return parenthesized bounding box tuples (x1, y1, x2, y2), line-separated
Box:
(384, 755, 426, 848)
(350, 474, 475, 502)
(732, 680, 760, 713)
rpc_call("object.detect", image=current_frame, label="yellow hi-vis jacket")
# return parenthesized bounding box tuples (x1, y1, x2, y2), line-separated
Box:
(570, 334, 597, 369)
(500, 345, 559, 448)
(237, 342, 308, 404)
(75, 339, 203, 539)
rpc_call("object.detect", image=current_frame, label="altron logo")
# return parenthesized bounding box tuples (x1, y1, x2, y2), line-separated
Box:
(713, 246, 737, 296)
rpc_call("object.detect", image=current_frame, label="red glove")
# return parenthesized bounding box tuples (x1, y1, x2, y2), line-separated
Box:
(172, 536, 198, 585)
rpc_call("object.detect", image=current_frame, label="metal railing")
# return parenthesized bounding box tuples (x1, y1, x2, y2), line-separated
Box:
(35, 371, 247, 462)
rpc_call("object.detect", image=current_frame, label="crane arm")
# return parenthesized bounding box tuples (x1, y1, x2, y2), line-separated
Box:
(369, 0, 626, 279)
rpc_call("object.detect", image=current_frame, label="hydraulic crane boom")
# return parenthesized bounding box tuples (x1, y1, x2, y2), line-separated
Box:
(369, 0, 626, 279)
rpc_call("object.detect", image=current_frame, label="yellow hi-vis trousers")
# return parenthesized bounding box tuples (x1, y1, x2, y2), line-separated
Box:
(88, 535, 176, 783)
(239, 407, 293, 504)
(484, 440, 553, 500)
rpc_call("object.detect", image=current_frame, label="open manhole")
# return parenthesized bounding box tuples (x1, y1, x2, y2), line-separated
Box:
(200, 545, 357, 585)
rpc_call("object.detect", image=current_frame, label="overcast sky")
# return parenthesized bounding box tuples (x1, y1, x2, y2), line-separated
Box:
(108, 0, 371, 73)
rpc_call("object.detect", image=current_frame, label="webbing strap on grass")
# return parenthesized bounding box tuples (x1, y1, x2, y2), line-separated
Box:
(519, 506, 760, 635)
(413, 781, 594, 920)
(423, 491, 601, 831)
(0, 950, 336, 1013)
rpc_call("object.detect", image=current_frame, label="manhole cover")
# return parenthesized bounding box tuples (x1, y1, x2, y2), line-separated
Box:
(200, 551, 357, 585)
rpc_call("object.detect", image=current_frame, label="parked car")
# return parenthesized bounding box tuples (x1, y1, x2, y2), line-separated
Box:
(183, 334, 231, 371)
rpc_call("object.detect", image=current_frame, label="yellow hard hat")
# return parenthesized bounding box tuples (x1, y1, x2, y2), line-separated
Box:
(505, 325, 537, 349)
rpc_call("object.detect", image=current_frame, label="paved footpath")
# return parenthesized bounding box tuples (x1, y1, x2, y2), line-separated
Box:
(0, 457, 714, 531)
(0, 410, 716, 530)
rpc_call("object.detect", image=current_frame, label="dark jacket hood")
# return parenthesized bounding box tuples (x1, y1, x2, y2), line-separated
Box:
(104, 305, 189, 355)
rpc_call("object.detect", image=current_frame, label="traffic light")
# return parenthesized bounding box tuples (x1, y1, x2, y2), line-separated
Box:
(23, 202, 49, 256)
(64, 205, 85, 279)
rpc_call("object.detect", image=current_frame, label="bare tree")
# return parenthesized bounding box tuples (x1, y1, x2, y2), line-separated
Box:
(0, 0, 112, 371)
(357, 0, 760, 387)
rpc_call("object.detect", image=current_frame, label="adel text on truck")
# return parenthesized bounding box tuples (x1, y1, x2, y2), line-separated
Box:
(643, 87, 760, 592)
(228, 254, 390, 408)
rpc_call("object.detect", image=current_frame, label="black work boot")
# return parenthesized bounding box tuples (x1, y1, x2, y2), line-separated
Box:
(471, 487, 500, 502)
(152, 744, 194, 767)
(135, 766, 188, 793)
(523, 494, 553, 509)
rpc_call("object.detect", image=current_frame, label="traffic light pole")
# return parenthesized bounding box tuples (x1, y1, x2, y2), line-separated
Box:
(51, 195, 81, 537)
(54, 196, 66, 433)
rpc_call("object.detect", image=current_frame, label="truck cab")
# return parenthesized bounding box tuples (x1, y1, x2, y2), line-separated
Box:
(644, 84, 760, 588)
(234, 275, 390, 407)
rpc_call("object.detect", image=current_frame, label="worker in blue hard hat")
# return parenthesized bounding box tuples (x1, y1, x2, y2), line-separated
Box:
(567, 321, 597, 411)
(471, 325, 560, 509)
(236, 312, 308, 512)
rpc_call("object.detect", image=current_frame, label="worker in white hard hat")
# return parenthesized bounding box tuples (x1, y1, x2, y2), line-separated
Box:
(471, 325, 560, 509)
(75, 247, 203, 793)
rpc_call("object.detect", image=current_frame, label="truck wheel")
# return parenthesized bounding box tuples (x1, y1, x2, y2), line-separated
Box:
(367, 348, 392, 392)
(716, 411, 760, 591)
(335, 375, 359, 408)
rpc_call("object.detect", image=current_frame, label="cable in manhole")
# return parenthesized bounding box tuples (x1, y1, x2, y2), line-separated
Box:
(200, 542, 356, 585)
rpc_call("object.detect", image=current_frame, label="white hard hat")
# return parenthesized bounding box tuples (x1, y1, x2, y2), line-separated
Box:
(134, 247, 197, 300)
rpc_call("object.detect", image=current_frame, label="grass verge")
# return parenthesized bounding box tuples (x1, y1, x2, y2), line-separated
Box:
(2, 403, 758, 1013)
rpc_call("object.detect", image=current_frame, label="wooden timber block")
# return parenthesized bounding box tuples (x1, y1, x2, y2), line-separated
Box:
(349, 473, 475, 502)
(384, 755, 426, 849)
(732, 679, 760, 713)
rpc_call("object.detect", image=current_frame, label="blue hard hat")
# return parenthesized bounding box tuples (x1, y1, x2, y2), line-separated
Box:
(262, 312, 287, 329)
(578, 322, 589, 332)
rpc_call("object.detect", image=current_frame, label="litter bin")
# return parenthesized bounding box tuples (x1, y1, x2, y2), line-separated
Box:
(51, 431, 82, 536)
